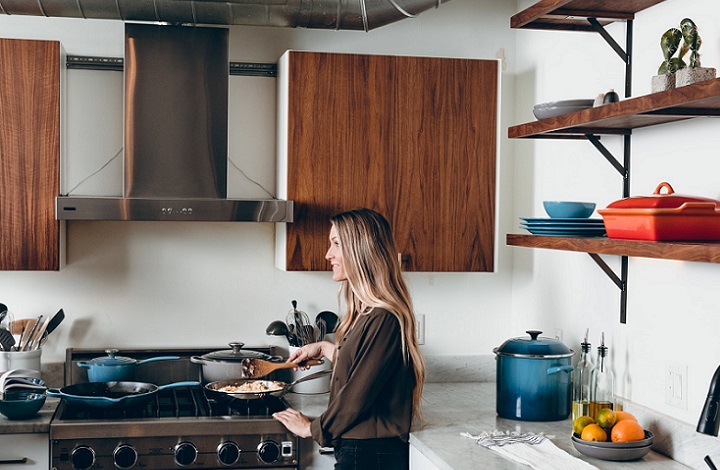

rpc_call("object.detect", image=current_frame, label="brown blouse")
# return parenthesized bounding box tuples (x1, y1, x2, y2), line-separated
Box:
(309, 308, 416, 448)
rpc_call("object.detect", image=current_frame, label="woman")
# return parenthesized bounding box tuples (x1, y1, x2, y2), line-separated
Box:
(273, 208, 425, 470)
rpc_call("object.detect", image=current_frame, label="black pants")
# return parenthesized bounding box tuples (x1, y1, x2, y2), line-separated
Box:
(333, 437, 409, 470)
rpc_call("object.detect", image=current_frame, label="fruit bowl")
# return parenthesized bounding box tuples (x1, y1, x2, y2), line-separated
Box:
(571, 431, 653, 461)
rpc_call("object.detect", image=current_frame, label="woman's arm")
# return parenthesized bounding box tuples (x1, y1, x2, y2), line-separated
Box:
(288, 340, 336, 364)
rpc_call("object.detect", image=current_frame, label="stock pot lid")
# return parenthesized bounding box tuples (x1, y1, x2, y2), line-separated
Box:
(494, 330, 574, 358)
(199, 342, 274, 362)
(84, 349, 137, 366)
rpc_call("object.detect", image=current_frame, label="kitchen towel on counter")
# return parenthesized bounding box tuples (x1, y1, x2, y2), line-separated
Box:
(461, 431, 599, 470)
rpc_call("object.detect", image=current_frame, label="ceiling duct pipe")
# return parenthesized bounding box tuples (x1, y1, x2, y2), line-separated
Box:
(0, 0, 449, 31)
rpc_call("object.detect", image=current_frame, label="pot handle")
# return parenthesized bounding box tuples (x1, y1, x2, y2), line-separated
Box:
(45, 388, 62, 398)
(547, 365, 574, 375)
(136, 356, 181, 365)
(157, 381, 200, 391)
(76, 361, 91, 369)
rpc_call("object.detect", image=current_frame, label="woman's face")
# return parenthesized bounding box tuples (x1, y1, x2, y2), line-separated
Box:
(325, 225, 347, 281)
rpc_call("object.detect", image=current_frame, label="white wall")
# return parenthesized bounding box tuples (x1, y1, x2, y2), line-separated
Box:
(0, 0, 520, 372)
(512, 0, 720, 432)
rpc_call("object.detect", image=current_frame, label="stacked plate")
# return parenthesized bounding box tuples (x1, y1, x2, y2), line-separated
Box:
(520, 217, 606, 237)
(571, 431, 654, 461)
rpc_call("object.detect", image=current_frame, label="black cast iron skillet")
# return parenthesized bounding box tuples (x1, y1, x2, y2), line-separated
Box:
(46, 380, 199, 408)
(205, 369, 331, 401)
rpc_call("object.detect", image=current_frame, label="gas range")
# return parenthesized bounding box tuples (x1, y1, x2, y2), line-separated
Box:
(50, 347, 299, 470)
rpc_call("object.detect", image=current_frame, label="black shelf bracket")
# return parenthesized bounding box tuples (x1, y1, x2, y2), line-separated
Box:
(585, 133, 631, 197)
(588, 18, 633, 98)
(588, 254, 629, 323)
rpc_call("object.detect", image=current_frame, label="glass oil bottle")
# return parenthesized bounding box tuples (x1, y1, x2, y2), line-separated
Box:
(571, 329, 594, 420)
(590, 332, 615, 417)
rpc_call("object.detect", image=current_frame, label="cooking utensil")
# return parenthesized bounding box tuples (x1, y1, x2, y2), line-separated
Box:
(599, 182, 720, 241)
(315, 311, 339, 335)
(77, 349, 181, 382)
(265, 320, 293, 345)
(493, 330, 574, 421)
(41, 309, 64, 341)
(0, 328, 15, 352)
(46, 380, 199, 408)
(243, 358, 324, 379)
(190, 343, 283, 382)
(286, 300, 313, 346)
(26, 315, 52, 351)
(204, 369, 332, 401)
(17, 317, 40, 352)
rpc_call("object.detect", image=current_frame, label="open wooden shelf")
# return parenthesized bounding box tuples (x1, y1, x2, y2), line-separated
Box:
(511, 0, 666, 31)
(507, 234, 720, 263)
(510, 78, 720, 139)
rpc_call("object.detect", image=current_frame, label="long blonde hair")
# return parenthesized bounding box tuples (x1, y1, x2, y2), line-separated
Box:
(330, 208, 425, 421)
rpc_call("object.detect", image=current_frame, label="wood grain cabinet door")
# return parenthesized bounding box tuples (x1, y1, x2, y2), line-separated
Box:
(0, 39, 61, 270)
(277, 51, 497, 272)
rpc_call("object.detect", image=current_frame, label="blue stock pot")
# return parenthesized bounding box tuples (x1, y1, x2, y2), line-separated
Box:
(493, 330, 575, 421)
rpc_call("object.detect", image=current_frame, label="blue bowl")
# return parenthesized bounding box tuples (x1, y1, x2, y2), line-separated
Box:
(0, 391, 46, 420)
(543, 201, 596, 219)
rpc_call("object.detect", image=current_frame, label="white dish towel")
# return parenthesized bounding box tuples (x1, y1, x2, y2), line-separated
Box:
(462, 431, 599, 470)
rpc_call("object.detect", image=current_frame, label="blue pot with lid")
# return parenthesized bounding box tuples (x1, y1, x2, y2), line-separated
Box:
(77, 349, 180, 382)
(493, 330, 575, 421)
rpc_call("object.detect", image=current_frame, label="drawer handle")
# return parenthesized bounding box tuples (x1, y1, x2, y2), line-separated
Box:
(0, 458, 28, 465)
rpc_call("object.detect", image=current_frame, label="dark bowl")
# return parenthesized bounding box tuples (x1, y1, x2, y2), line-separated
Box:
(571, 431, 654, 461)
(0, 391, 46, 420)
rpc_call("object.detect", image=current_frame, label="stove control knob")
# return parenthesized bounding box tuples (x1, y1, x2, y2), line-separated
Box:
(71, 445, 96, 470)
(174, 442, 198, 467)
(113, 444, 138, 469)
(257, 440, 280, 464)
(217, 441, 241, 466)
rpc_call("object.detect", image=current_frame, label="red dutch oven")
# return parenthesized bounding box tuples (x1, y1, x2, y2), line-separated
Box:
(599, 182, 720, 241)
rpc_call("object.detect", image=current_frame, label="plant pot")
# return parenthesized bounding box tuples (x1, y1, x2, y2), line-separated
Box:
(676, 67, 717, 87)
(651, 73, 675, 93)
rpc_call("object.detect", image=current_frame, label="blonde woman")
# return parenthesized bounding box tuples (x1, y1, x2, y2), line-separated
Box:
(273, 208, 425, 470)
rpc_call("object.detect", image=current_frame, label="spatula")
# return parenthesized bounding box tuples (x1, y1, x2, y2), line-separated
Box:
(243, 358, 324, 379)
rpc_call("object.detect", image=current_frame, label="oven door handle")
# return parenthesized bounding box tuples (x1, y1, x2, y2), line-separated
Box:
(0, 458, 28, 465)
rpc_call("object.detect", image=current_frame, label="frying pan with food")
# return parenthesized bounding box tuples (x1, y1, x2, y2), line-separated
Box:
(204, 369, 331, 401)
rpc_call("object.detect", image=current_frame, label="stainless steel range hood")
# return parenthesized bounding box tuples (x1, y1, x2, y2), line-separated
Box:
(57, 23, 293, 222)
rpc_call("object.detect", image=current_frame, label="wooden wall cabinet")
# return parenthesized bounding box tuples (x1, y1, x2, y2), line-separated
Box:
(276, 51, 498, 272)
(0, 39, 62, 271)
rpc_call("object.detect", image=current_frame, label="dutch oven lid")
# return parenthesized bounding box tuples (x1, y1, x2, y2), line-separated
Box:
(199, 342, 274, 362)
(84, 349, 137, 366)
(606, 182, 720, 209)
(493, 330, 574, 358)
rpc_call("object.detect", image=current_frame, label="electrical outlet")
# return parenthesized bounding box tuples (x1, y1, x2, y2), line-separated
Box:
(665, 362, 688, 410)
(416, 314, 425, 345)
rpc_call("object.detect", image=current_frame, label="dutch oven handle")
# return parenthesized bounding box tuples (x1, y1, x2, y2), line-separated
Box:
(654, 182, 675, 195)
(547, 365, 574, 375)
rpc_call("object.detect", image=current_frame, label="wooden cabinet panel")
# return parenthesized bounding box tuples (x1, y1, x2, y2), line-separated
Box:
(0, 39, 61, 270)
(278, 51, 497, 272)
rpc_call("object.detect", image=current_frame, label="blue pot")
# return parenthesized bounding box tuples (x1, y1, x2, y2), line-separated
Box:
(77, 349, 180, 382)
(493, 330, 574, 421)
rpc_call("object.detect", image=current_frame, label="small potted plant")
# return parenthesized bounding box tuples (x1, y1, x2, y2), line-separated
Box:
(651, 27, 683, 92)
(652, 19, 716, 92)
(675, 18, 716, 87)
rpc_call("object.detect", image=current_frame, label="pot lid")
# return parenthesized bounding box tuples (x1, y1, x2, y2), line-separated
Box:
(199, 342, 274, 362)
(84, 349, 137, 366)
(494, 330, 574, 358)
(606, 182, 720, 209)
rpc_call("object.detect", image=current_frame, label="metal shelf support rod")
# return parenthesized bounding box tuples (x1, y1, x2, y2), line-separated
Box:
(588, 253, 629, 324)
(587, 18, 633, 98)
(585, 134, 627, 177)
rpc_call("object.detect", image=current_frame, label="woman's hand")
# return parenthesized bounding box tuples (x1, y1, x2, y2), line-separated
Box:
(273, 408, 312, 438)
(289, 340, 336, 366)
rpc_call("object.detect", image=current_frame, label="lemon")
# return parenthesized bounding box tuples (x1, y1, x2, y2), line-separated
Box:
(595, 408, 617, 429)
(572, 416, 595, 436)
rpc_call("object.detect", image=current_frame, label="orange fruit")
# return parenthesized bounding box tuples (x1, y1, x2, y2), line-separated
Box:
(611, 419, 645, 442)
(573, 416, 595, 436)
(615, 410, 637, 423)
(595, 408, 617, 429)
(580, 423, 607, 442)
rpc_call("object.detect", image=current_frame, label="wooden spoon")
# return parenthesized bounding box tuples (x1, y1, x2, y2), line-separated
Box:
(243, 358, 324, 379)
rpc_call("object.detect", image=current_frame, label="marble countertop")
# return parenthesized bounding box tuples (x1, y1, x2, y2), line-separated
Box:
(0, 398, 59, 434)
(410, 382, 690, 470)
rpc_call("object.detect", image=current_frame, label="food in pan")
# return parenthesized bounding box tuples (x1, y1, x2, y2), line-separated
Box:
(217, 381, 282, 393)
